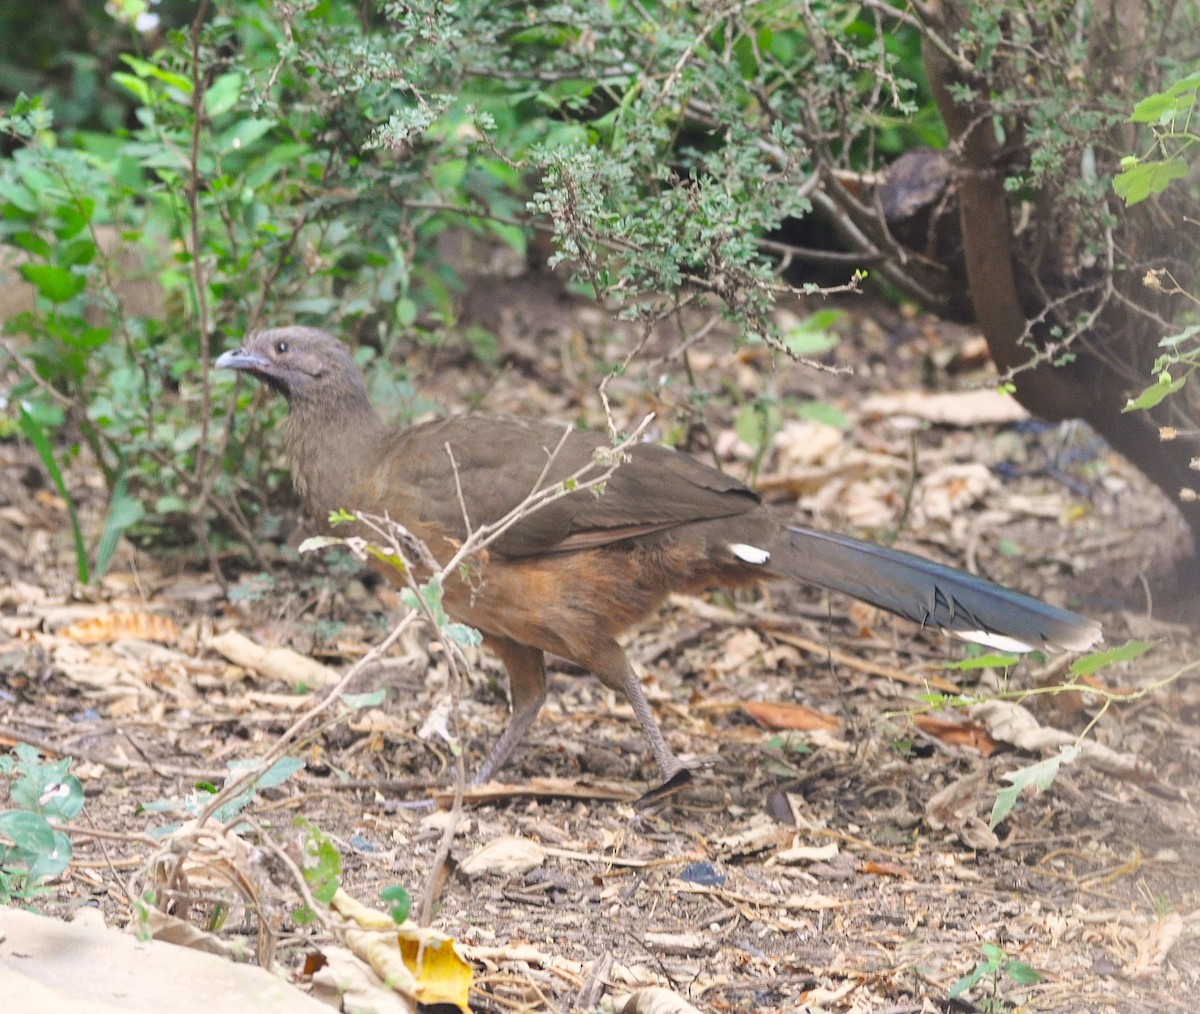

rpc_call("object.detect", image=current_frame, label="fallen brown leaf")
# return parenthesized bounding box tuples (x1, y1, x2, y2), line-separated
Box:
(460, 835, 546, 878)
(858, 860, 911, 878)
(64, 611, 180, 645)
(914, 714, 998, 756)
(925, 770, 1001, 850)
(740, 699, 841, 732)
(208, 629, 341, 687)
(620, 986, 704, 1014)
(1125, 912, 1184, 979)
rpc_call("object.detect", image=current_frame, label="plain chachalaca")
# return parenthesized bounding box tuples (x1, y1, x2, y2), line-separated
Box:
(217, 326, 1102, 788)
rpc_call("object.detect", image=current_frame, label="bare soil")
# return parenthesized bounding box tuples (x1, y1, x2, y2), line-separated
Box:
(1, 264, 1198, 1012)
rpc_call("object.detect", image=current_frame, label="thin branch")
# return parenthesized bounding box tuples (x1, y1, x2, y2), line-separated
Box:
(0, 342, 73, 408)
(187, 0, 214, 484)
(191, 611, 422, 829)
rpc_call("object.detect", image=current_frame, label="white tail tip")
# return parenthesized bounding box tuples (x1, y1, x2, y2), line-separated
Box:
(954, 630, 1036, 653)
(731, 543, 771, 565)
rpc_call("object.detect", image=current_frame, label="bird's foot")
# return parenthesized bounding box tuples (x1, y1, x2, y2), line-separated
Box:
(633, 766, 694, 809)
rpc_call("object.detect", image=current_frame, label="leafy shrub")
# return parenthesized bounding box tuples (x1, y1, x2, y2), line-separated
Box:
(3, 2, 1194, 572)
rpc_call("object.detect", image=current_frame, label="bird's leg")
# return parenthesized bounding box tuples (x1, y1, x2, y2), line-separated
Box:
(471, 638, 548, 785)
(382, 641, 545, 812)
(587, 642, 690, 787)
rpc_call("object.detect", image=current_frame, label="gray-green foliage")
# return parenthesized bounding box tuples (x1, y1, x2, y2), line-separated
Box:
(1, 1, 914, 569)
(1, 1, 1195, 570)
(352, 0, 923, 336)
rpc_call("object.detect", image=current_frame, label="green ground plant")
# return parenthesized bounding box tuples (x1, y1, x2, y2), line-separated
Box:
(948, 942, 1042, 1012)
(0, 744, 84, 904)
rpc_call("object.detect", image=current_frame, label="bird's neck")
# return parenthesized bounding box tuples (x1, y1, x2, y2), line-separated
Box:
(284, 387, 388, 526)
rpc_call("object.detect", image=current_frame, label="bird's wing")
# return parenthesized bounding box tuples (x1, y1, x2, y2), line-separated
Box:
(372, 414, 760, 558)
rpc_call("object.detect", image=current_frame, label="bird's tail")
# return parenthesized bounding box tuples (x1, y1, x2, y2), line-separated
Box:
(761, 525, 1101, 653)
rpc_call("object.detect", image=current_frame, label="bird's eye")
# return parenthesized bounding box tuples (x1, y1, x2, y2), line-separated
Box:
(275, 340, 289, 354)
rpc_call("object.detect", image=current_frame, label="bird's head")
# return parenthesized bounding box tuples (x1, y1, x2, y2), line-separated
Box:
(215, 326, 366, 405)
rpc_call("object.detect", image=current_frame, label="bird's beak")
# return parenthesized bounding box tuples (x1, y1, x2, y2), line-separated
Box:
(215, 348, 271, 372)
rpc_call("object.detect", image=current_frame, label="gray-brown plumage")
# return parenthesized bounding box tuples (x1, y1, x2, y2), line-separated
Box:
(218, 326, 1101, 788)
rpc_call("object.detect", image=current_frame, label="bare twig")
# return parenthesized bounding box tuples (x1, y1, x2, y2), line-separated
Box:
(186, 0, 215, 484)
(191, 611, 423, 830)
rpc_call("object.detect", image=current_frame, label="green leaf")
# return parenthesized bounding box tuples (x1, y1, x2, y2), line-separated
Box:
(216, 118, 275, 153)
(17, 404, 88, 583)
(410, 577, 448, 625)
(0, 810, 70, 882)
(35, 776, 85, 823)
(93, 475, 145, 579)
(119, 54, 193, 96)
(18, 264, 85, 303)
(782, 309, 843, 356)
(444, 623, 483, 647)
(1069, 639, 1153, 677)
(112, 72, 152, 105)
(204, 73, 243, 117)
(394, 297, 418, 327)
(381, 884, 411, 925)
(1123, 372, 1186, 412)
(66, 327, 111, 350)
(990, 744, 1079, 829)
(365, 544, 407, 574)
(1113, 158, 1188, 205)
(296, 819, 341, 905)
(764, 734, 813, 756)
(155, 495, 189, 515)
(1130, 93, 1180, 124)
(996, 538, 1021, 557)
(1130, 72, 1200, 123)
(8, 749, 73, 811)
(948, 960, 988, 999)
(243, 142, 311, 188)
(1158, 324, 1200, 350)
(26, 830, 72, 882)
(916, 691, 969, 708)
(980, 943, 1006, 966)
(248, 756, 305, 790)
(0, 810, 55, 853)
(798, 400, 850, 430)
(734, 402, 765, 448)
(8, 230, 53, 258)
(1003, 959, 1043, 985)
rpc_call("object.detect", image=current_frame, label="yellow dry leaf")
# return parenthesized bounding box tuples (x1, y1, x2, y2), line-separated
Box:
(330, 889, 471, 1012)
(64, 612, 180, 645)
(397, 935, 472, 1010)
